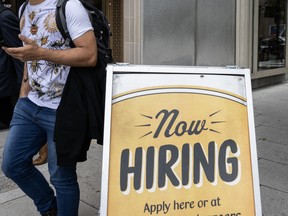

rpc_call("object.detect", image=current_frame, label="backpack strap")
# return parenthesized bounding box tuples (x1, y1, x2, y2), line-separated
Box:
(56, 0, 73, 47)
(19, 0, 28, 19)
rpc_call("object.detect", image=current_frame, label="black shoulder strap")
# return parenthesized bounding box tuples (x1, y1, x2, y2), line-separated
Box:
(19, 0, 28, 19)
(56, 0, 73, 47)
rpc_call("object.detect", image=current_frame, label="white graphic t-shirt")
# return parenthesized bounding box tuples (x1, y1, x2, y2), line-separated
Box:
(20, 0, 93, 109)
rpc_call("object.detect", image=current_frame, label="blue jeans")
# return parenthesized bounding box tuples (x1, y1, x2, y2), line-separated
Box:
(2, 97, 79, 216)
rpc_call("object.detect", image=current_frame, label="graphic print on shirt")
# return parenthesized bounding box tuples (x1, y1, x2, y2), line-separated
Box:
(29, 10, 36, 21)
(40, 33, 49, 46)
(20, 5, 70, 102)
(29, 60, 44, 75)
(29, 16, 40, 35)
(44, 12, 58, 33)
(30, 77, 45, 97)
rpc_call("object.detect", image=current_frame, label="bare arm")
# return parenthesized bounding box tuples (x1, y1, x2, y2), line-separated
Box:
(2, 31, 97, 67)
(19, 63, 31, 98)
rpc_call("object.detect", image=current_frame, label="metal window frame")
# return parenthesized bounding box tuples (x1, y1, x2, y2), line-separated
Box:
(252, 0, 288, 79)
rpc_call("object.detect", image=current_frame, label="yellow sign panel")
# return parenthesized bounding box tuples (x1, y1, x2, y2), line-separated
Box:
(101, 66, 261, 216)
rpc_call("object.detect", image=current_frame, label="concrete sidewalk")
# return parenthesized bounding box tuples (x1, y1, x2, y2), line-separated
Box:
(0, 81, 288, 215)
(253, 81, 288, 215)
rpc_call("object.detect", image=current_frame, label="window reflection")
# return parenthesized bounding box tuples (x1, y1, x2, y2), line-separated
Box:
(258, 0, 286, 70)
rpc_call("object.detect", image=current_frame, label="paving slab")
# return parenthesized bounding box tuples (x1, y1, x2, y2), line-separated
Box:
(255, 125, 288, 146)
(260, 186, 288, 216)
(254, 108, 288, 129)
(257, 140, 288, 165)
(258, 159, 288, 193)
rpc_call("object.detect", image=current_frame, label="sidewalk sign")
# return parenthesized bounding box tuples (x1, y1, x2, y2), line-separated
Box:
(100, 64, 262, 216)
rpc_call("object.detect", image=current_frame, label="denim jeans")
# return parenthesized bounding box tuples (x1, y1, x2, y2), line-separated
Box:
(2, 97, 80, 216)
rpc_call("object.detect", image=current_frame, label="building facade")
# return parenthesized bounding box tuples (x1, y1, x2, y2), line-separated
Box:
(13, 0, 287, 88)
(108, 0, 287, 88)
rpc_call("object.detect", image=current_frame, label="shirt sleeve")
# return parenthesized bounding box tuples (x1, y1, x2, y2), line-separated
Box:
(65, 0, 94, 41)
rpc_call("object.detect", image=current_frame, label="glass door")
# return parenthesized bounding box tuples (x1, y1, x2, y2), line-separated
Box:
(258, 0, 287, 71)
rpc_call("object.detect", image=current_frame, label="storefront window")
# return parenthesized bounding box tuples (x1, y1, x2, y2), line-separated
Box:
(258, 0, 286, 70)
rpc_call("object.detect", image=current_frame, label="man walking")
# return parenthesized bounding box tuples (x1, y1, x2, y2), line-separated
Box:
(1, 0, 97, 215)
